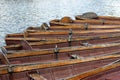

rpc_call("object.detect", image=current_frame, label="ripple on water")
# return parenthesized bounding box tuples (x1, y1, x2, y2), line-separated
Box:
(0, 0, 120, 47)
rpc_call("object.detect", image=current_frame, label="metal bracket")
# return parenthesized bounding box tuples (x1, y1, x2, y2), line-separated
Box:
(54, 45, 59, 60)
(8, 65, 14, 80)
(68, 28, 73, 46)
(84, 23, 88, 30)
(101, 19, 105, 25)
(68, 34, 72, 47)
(81, 41, 90, 46)
(41, 23, 49, 30)
(23, 31, 28, 39)
(68, 28, 73, 35)
(8, 65, 13, 73)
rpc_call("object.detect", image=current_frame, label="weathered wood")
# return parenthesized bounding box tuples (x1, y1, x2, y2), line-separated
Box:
(5, 33, 120, 50)
(98, 16, 120, 20)
(0, 65, 9, 75)
(21, 40, 33, 50)
(50, 19, 120, 26)
(6, 42, 120, 58)
(75, 15, 120, 21)
(8, 52, 120, 73)
(0, 52, 120, 77)
(6, 29, 120, 37)
(5, 37, 60, 45)
(0, 53, 14, 80)
(28, 74, 47, 80)
(0, 52, 10, 65)
(49, 25, 120, 30)
(66, 59, 120, 80)
(25, 29, 120, 34)
(5, 37, 60, 41)
(5, 29, 120, 45)
(26, 25, 120, 31)
(74, 19, 120, 25)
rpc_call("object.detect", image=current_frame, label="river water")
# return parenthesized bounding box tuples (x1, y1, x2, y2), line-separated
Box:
(0, 0, 120, 47)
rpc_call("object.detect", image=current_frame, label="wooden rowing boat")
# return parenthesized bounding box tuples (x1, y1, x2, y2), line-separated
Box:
(50, 17, 120, 26)
(26, 24, 120, 31)
(0, 52, 120, 80)
(24, 29, 120, 37)
(1, 13, 120, 80)
(5, 33, 120, 50)
(75, 12, 120, 21)
(5, 29, 120, 45)
(1, 42, 120, 64)
(49, 25, 120, 30)
(6, 29, 120, 38)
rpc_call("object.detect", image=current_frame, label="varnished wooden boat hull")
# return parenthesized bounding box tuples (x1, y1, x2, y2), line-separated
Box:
(67, 59, 120, 80)
(1, 14, 120, 80)
(5, 30, 120, 45)
(2, 42, 120, 64)
(50, 19, 120, 26)
(49, 25, 120, 30)
(75, 15, 120, 21)
(6, 29, 120, 38)
(0, 53, 120, 80)
(26, 25, 120, 31)
(5, 34, 120, 50)
(82, 66, 120, 80)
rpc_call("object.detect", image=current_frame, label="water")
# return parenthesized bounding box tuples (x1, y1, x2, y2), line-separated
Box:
(0, 0, 120, 47)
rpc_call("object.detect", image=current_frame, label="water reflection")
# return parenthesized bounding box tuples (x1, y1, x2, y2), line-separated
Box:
(0, 0, 120, 46)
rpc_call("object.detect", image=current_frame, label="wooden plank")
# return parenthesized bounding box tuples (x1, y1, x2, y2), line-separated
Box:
(21, 40, 33, 50)
(75, 15, 120, 21)
(98, 16, 120, 20)
(66, 59, 120, 80)
(74, 19, 120, 25)
(0, 65, 9, 75)
(29, 74, 47, 80)
(27, 29, 120, 36)
(0, 52, 10, 65)
(5, 37, 61, 41)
